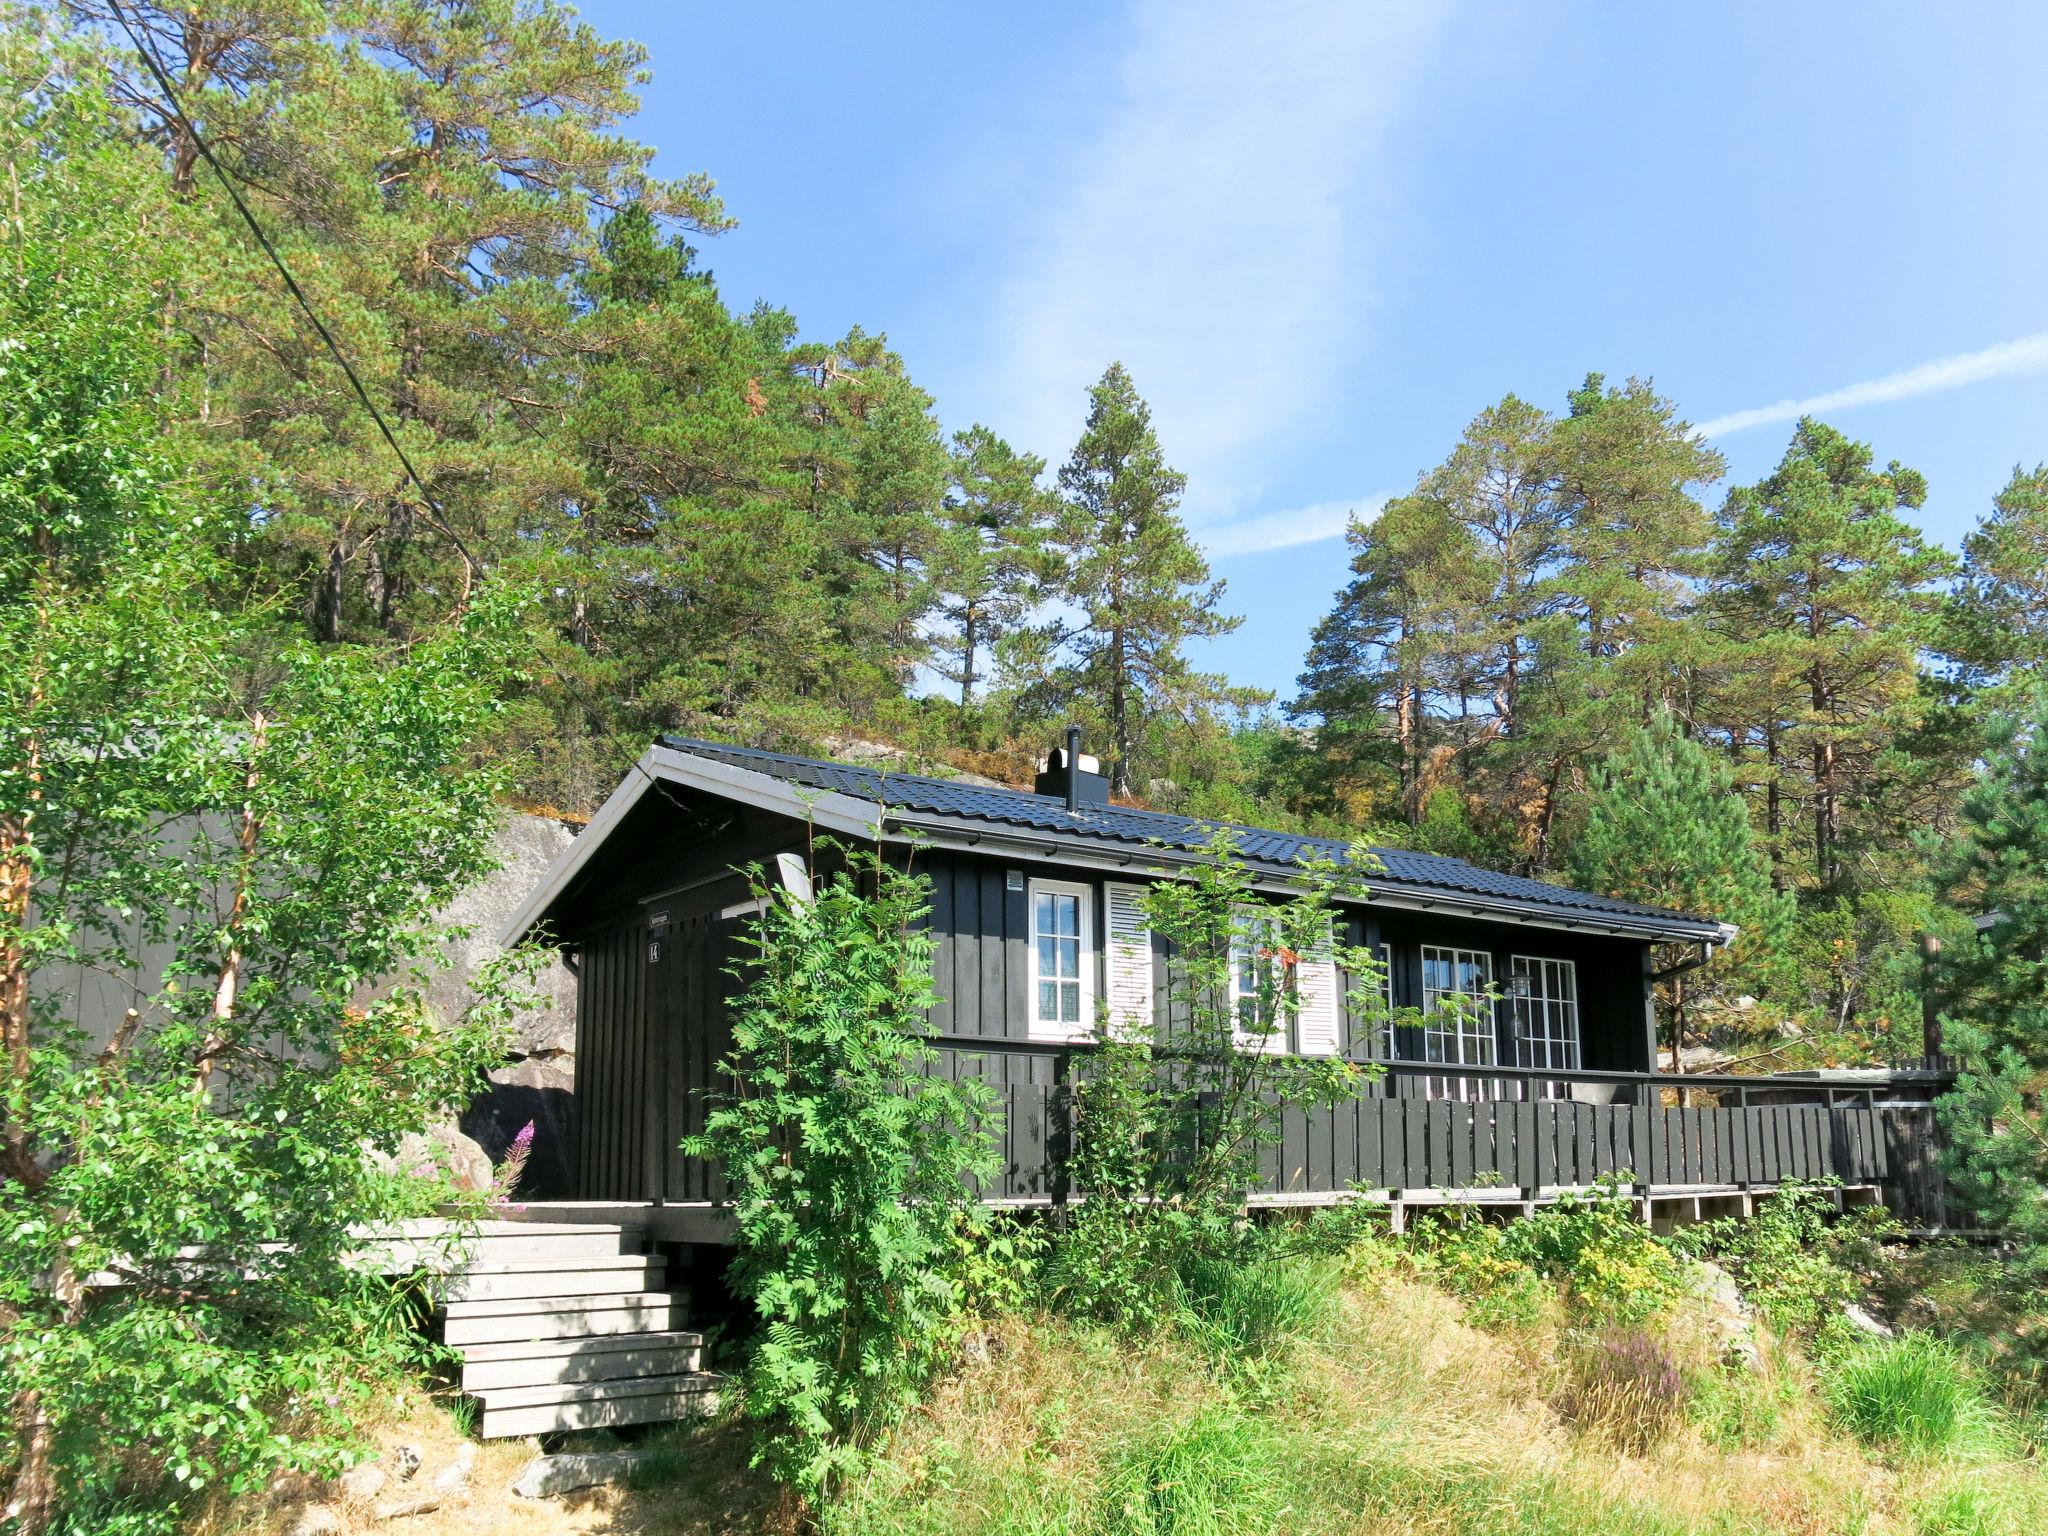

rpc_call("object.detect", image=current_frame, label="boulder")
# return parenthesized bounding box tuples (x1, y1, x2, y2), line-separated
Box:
(1842, 1302, 1895, 1339)
(337, 1463, 387, 1503)
(510, 1451, 647, 1500)
(461, 1054, 575, 1199)
(1685, 1260, 1760, 1369)
(818, 734, 1009, 789)
(372, 1494, 440, 1520)
(432, 1443, 478, 1493)
(425, 816, 581, 1058)
(288, 1505, 344, 1536)
(369, 1123, 496, 1194)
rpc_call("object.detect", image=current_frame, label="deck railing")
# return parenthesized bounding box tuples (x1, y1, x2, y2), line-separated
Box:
(927, 1039, 1957, 1230)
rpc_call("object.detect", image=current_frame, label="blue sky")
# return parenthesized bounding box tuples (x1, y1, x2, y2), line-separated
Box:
(580, 1, 2048, 701)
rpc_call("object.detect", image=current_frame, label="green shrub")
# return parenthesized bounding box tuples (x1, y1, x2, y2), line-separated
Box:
(686, 847, 998, 1502)
(1094, 1405, 1291, 1536)
(1667, 1181, 1896, 1335)
(1821, 1333, 2004, 1454)
(1412, 1182, 1681, 1328)
(1910, 1478, 2038, 1536)
(1043, 842, 1386, 1332)
(1408, 1213, 1550, 1329)
(1270, 1196, 1393, 1258)
(1687, 1362, 1802, 1450)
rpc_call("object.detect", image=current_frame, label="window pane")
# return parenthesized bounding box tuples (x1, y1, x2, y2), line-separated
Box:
(1056, 894, 1079, 936)
(1038, 980, 1057, 1020)
(1061, 981, 1080, 1022)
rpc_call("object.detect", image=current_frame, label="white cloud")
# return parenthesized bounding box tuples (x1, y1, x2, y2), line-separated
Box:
(1698, 328, 2048, 438)
(982, 1, 1445, 520)
(1199, 493, 1389, 559)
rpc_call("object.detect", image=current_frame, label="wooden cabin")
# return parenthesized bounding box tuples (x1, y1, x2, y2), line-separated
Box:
(504, 735, 1954, 1238)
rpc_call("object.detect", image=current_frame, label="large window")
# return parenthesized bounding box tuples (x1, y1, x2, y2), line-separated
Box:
(1029, 880, 1094, 1041)
(1420, 945, 1497, 1101)
(1511, 955, 1580, 1100)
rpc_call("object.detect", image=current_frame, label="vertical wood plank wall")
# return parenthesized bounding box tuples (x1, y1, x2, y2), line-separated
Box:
(566, 846, 1950, 1229)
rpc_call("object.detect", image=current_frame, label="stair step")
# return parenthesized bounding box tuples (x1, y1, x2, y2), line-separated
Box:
(478, 1376, 721, 1440)
(394, 1230, 646, 1269)
(442, 1295, 685, 1347)
(461, 1334, 705, 1391)
(476, 1370, 714, 1411)
(457, 1329, 706, 1362)
(442, 1259, 666, 1302)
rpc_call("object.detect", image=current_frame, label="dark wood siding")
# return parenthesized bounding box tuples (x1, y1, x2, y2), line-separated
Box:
(560, 821, 1943, 1222)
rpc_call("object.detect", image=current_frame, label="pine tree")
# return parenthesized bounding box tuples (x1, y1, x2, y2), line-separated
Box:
(1569, 710, 1793, 1066)
(1937, 698, 2048, 1269)
(87, 0, 731, 643)
(1044, 363, 1254, 795)
(1952, 464, 2048, 689)
(1709, 419, 1954, 890)
(1293, 494, 1491, 824)
(929, 426, 1059, 707)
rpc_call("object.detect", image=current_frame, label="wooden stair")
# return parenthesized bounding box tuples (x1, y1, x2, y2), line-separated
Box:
(430, 1220, 720, 1439)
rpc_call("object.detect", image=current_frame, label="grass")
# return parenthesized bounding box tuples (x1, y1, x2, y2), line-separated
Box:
(206, 1236, 2048, 1536)
(1820, 1333, 2006, 1455)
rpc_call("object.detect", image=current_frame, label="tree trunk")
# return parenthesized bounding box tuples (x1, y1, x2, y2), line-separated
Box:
(195, 714, 266, 1089)
(313, 537, 345, 642)
(1110, 622, 1130, 797)
(958, 609, 978, 709)
(4, 1253, 80, 1536)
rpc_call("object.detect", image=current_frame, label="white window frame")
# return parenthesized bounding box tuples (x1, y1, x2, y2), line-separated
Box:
(1510, 954, 1581, 1101)
(1366, 942, 1394, 1061)
(1420, 945, 1498, 1101)
(1229, 906, 1286, 1053)
(1027, 878, 1096, 1043)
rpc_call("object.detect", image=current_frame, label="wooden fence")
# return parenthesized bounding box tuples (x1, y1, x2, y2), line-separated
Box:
(940, 1047, 1955, 1231)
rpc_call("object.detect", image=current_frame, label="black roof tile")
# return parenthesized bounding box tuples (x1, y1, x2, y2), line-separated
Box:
(658, 735, 1722, 937)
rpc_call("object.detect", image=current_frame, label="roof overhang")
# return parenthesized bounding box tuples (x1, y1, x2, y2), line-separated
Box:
(504, 747, 1733, 950)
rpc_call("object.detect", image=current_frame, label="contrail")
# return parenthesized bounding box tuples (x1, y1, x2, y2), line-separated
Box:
(1698, 328, 2048, 438)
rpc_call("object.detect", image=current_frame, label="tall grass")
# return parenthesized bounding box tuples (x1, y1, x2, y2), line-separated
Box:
(1820, 1334, 2004, 1454)
(1095, 1406, 1290, 1536)
(1170, 1255, 1340, 1362)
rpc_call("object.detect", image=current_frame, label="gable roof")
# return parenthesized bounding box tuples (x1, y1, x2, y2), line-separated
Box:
(504, 736, 1733, 946)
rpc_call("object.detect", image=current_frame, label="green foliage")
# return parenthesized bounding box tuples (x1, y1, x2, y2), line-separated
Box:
(1937, 695, 2048, 1271)
(1820, 1334, 2004, 1455)
(1170, 1253, 1341, 1364)
(1666, 1183, 1892, 1336)
(1414, 1183, 1685, 1328)
(1570, 708, 1795, 1050)
(0, 64, 532, 1535)
(1094, 1405, 1291, 1536)
(685, 845, 998, 1502)
(1687, 1360, 1804, 1450)
(1040, 841, 1381, 1327)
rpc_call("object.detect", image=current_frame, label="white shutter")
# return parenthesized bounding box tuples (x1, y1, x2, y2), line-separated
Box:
(1294, 918, 1341, 1056)
(1103, 881, 1154, 1042)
